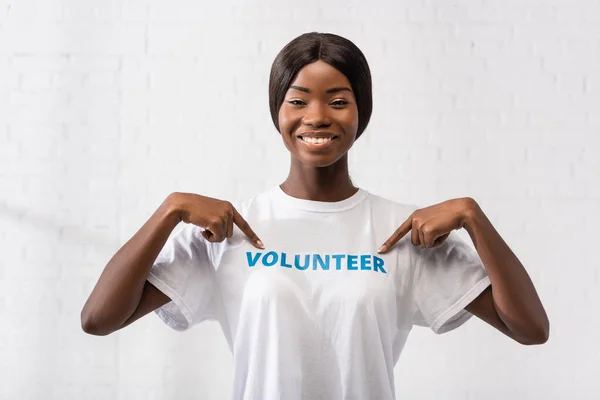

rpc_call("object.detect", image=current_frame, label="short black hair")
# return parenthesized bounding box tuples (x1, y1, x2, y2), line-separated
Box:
(268, 32, 373, 141)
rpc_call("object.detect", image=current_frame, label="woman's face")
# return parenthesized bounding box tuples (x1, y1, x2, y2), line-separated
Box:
(278, 60, 359, 168)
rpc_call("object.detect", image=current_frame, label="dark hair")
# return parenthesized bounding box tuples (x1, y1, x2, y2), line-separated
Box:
(268, 32, 373, 141)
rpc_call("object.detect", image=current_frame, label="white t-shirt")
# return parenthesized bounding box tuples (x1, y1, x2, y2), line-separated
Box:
(147, 185, 491, 400)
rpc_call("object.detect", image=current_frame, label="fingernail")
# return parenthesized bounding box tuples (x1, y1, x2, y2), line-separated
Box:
(377, 245, 386, 253)
(257, 240, 264, 248)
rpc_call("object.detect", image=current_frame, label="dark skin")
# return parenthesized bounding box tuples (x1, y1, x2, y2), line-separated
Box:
(278, 60, 360, 202)
(278, 60, 549, 346)
(84, 60, 549, 345)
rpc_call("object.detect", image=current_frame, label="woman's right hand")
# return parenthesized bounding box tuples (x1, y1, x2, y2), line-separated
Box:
(172, 192, 265, 249)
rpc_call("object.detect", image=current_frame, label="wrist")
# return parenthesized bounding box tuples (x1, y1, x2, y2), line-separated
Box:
(163, 192, 185, 225)
(460, 197, 482, 233)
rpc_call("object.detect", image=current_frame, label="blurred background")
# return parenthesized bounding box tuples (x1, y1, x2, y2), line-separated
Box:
(0, 0, 599, 398)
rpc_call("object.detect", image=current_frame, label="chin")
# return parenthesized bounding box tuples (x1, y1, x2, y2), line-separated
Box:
(295, 152, 345, 168)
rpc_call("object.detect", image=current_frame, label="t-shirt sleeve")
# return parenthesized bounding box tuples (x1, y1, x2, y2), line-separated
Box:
(146, 223, 219, 331)
(411, 230, 491, 334)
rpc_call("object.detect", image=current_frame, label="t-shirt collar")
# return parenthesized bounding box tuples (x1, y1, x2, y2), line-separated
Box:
(271, 184, 369, 213)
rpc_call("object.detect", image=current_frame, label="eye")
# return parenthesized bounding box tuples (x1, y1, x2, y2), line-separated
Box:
(288, 100, 305, 106)
(331, 100, 348, 107)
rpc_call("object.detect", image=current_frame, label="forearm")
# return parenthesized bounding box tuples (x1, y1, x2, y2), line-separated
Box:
(463, 199, 549, 344)
(81, 193, 182, 334)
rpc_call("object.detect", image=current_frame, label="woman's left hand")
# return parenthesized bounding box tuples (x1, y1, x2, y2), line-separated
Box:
(377, 197, 478, 253)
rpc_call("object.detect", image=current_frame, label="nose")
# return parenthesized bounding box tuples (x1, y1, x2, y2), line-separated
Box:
(302, 103, 332, 128)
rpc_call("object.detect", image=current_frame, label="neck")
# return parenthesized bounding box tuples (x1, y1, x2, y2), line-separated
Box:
(280, 154, 359, 202)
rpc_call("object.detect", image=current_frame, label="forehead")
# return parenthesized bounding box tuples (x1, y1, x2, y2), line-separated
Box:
(288, 60, 352, 90)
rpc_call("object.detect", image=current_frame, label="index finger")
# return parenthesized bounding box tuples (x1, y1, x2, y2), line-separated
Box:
(378, 216, 413, 253)
(232, 207, 264, 249)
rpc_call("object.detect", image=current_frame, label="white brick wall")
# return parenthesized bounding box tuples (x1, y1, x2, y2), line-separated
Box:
(1, 0, 598, 398)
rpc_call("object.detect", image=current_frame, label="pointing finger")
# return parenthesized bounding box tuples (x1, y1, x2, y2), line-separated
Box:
(378, 216, 413, 253)
(232, 207, 264, 249)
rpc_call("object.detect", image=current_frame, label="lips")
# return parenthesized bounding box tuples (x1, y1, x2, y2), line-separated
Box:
(297, 136, 338, 150)
(296, 131, 339, 139)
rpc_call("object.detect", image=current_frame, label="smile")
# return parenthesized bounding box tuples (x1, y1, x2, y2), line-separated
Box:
(297, 136, 338, 148)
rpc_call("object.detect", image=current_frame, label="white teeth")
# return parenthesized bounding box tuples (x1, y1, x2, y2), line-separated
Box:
(301, 137, 333, 144)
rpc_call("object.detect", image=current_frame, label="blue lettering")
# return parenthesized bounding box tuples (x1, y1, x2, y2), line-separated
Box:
(360, 255, 371, 270)
(374, 256, 386, 274)
(347, 255, 358, 270)
(313, 254, 330, 270)
(295, 254, 310, 270)
(246, 252, 262, 267)
(263, 251, 278, 267)
(280, 252, 292, 268)
(246, 251, 386, 274)
(332, 254, 345, 270)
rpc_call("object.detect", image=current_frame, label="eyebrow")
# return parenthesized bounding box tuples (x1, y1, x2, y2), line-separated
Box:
(289, 85, 353, 94)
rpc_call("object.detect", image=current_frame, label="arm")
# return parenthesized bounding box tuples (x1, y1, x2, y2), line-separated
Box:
(80, 193, 182, 336)
(119, 280, 171, 330)
(462, 199, 549, 345)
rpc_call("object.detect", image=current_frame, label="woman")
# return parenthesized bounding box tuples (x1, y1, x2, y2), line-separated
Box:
(81, 32, 549, 399)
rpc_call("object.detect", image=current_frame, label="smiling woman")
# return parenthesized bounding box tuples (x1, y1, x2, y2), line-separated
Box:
(81, 31, 548, 400)
(269, 33, 372, 180)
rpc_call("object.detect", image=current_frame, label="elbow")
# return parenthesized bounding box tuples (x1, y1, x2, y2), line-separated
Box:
(534, 326, 550, 345)
(518, 322, 550, 346)
(80, 309, 114, 336)
(519, 333, 548, 346)
(81, 318, 102, 336)
(535, 318, 551, 345)
(521, 333, 548, 346)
